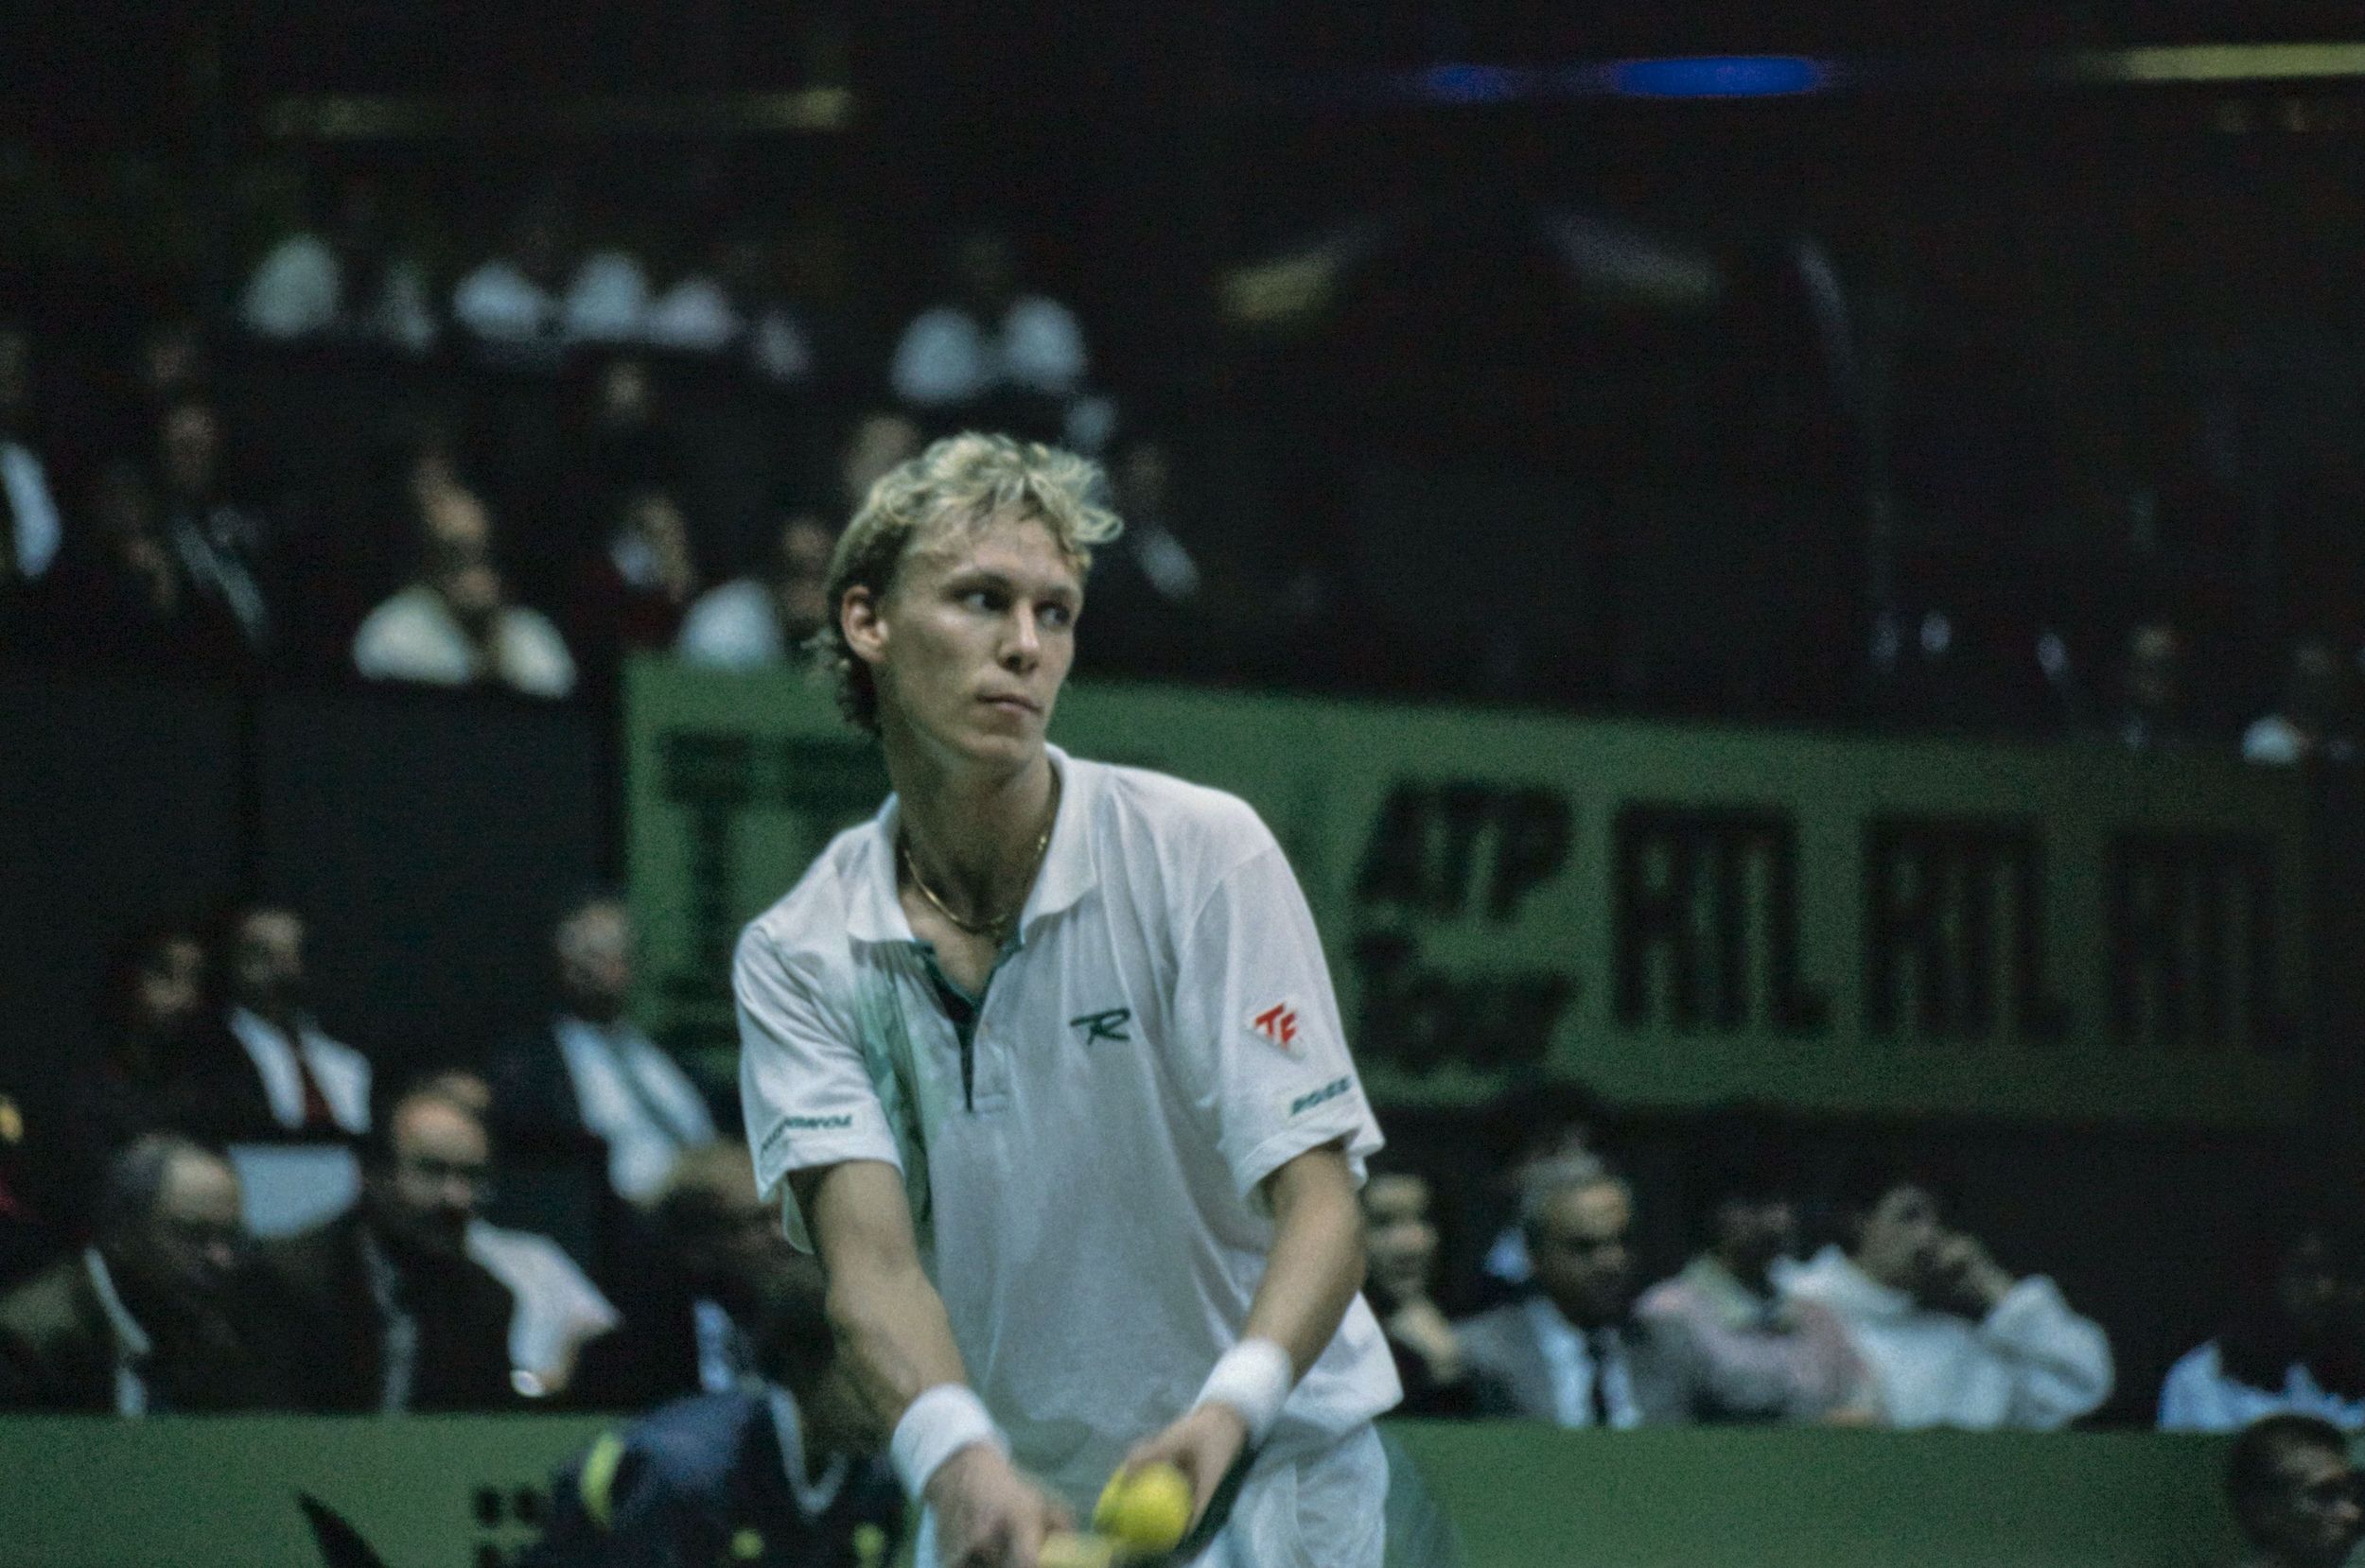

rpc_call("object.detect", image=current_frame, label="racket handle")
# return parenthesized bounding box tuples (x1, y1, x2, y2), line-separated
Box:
(1038, 1532, 1123, 1568)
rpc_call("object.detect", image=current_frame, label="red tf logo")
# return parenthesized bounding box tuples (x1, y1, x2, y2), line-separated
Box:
(1248, 1001, 1301, 1051)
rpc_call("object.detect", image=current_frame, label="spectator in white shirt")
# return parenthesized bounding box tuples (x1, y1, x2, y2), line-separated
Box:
(352, 483, 577, 698)
(2242, 636, 2361, 766)
(488, 892, 715, 1204)
(676, 509, 835, 671)
(239, 173, 438, 356)
(1778, 1164, 2114, 1429)
(452, 189, 651, 369)
(642, 225, 818, 389)
(888, 230, 1099, 445)
(2162, 1204, 2365, 1433)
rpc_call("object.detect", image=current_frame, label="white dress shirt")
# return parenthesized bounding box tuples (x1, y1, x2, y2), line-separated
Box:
(553, 1015, 717, 1201)
(226, 1006, 372, 1134)
(1523, 1294, 1641, 1429)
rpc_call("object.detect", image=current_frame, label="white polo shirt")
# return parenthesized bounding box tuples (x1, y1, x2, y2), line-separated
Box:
(736, 746, 1400, 1510)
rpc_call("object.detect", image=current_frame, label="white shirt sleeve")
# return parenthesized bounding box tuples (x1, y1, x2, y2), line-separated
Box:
(493, 608, 578, 698)
(735, 924, 906, 1248)
(1166, 834, 1382, 1206)
(1983, 1275, 2114, 1428)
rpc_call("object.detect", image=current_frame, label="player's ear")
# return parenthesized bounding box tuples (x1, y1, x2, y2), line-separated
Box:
(841, 584, 887, 666)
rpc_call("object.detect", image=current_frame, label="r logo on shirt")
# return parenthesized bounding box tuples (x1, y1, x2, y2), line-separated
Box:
(1248, 1001, 1302, 1052)
(1070, 1007, 1132, 1043)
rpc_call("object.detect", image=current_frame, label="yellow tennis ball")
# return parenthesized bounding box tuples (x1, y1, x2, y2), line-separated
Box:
(1094, 1462, 1193, 1552)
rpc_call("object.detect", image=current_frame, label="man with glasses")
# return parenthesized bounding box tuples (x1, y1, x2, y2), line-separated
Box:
(0, 1134, 276, 1411)
(257, 1083, 521, 1411)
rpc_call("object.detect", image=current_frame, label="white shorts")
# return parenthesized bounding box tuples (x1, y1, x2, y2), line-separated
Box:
(1198, 1426, 1388, 1568)
(913, 1427, 1389, 1568)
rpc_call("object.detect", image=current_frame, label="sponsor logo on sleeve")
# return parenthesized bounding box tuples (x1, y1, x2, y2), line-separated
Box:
(781, 1113, 856, 1131)
(1288, 1076, 1352, 1117)
(1248, 1000, 1303, 1052)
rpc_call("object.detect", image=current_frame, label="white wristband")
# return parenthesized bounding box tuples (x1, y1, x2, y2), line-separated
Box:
(891, 1384, 1004, 1500)
(1193, 1337, 1293, 1442)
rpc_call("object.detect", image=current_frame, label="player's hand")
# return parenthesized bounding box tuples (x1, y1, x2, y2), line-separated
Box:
(924, 1443, 1074, 1568)
(1119, 1402, 1250, 1529)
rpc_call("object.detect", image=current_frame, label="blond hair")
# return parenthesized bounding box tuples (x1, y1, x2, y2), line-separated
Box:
(814, 431, 1123, 732)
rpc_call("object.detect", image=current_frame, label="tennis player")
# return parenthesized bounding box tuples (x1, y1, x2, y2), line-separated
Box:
(734, 433, 1400, 1567)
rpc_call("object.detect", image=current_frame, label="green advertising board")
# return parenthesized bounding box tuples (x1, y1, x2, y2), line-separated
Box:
(625, 657, 2310, 1125)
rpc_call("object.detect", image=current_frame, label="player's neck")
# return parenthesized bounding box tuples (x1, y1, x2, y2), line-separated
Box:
(889, 744, 1058, 910)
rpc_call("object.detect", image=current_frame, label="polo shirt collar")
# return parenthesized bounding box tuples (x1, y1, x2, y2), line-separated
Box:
(844, 745, 1099, 946)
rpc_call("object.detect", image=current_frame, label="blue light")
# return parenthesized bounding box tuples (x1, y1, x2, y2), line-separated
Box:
(1611, 56, 1828, 98)
(1416, 63, 1533, 104)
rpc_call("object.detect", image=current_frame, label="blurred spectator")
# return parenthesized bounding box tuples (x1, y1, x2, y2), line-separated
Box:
(644, 223, 820, 392)
(2243, 636, 2362, 765)
(0, 1084, 58, 1288)
(1474, 1080, 1603, 1301)
(254, 1084, 521, 1412)
(2225, 1414, 2365, 1568)
(490, 892, 716, 1204)
(70, 919, 212, 1159)
(1633, 1141, 1871, 1423)
(239, 173, 439, 357)
(571, 354, 679, 514)
(184, 902, 372, 1141)
(154, 392, 273, 657)
(1077, 434, 1212, 681)
(570, 1143, 787, 1410)
(0, 322, 62, 613)
(417, 1070, 621, 1402)
(352, 482, 578, 697)
(675, 510, 834, 671)
(567, 486, 702, 682)
(2161, 1204, 2365, 1433)
(0, 1135, 275, 1412)
(1452, 1156, 1688, 1426)
(526, 1261, 901, 1568)
(836, 410, 922, 512)
(1360, 1160, 1482, 1417)
(889, 230, 1096, 446)
(454, 189, 647, 368)
(32, 459, 251, 671)
(2111, 618, 2196, 752)
(1778, 1166, 2113, 1428)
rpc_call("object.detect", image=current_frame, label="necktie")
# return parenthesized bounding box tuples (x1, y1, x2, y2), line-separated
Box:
(290, 1038, 337, 1130)
(1589, 1330, 1616, 1427)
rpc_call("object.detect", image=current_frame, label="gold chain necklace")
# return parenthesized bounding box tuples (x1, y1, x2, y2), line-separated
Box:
(901, 771, 1060, 938)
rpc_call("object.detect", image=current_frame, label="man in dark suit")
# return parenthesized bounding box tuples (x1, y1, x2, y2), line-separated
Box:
(255, 1082, 519, 1411)
(489, 892, 714, 1204)
(183, 902, 372, 1142)
(0, 1134, 277, 1411)
(1453, 1155, 1697, 1427)
(570, 1141, 792, 1410)
(527, 1258, 903, 1568)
